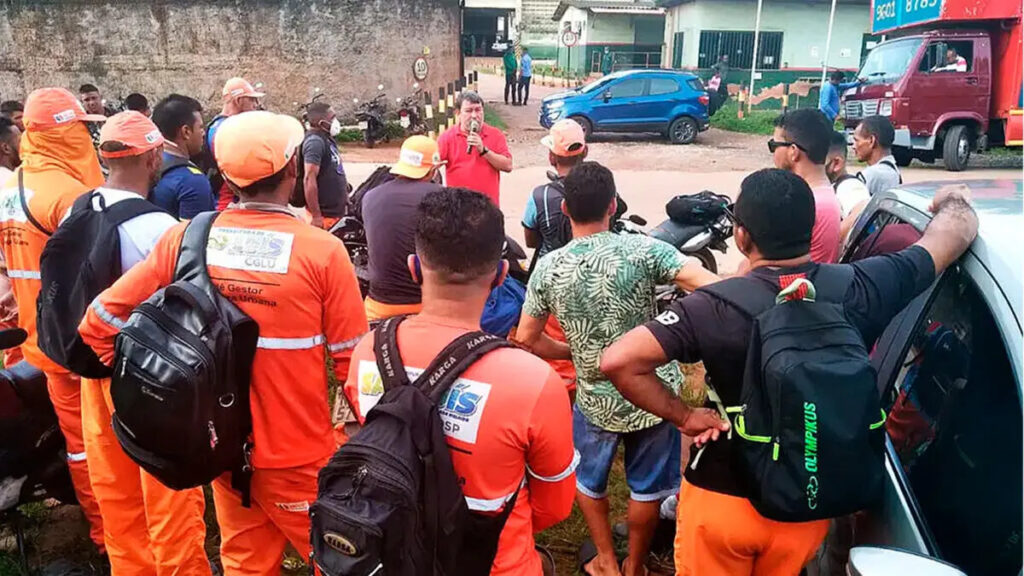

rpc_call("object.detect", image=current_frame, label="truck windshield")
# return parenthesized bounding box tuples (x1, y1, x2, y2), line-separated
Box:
(858, 37, 923, 83)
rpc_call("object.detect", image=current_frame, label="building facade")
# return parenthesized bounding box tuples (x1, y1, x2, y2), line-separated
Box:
(554, 1, 666, 74)
(660, 0, 875, 85)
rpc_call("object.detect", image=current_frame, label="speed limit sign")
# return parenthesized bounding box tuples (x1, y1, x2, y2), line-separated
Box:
(560, 30, 578, 47)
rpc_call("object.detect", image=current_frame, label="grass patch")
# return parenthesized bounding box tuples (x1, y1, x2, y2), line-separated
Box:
(711, 101, 777, 135)
(485, 106, 508, 131)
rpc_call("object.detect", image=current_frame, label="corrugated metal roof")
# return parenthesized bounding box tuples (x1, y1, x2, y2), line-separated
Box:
(553, 0, 660, 20)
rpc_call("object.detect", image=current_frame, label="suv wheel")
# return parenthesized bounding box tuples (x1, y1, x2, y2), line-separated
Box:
(570, 116, 593, 141)
(669, 117, 698, 145)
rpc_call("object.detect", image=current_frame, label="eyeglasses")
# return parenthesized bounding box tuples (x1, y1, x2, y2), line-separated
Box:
(767, 139, 806, 153)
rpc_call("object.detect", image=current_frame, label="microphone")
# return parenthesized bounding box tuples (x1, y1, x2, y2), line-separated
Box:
(467, 119, 480, 154)
(0, 328, 27, 350)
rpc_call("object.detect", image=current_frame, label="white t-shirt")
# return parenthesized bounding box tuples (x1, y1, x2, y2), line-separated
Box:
(63, 187, 178, 272)
(0, 167, 12, 189)
(835, 176, 871, 219)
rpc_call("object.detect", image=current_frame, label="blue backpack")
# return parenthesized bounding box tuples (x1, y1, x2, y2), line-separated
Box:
(480, 278, 526, 338)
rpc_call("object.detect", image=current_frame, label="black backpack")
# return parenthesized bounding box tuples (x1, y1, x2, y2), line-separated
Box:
(311, 316, 518, 576)
(666, 191, 731, 226)
(199, 115, 226, 197)
(701, 266, 886, 522)
(109, 212, 260, 504)
(37, 191, 163, 379)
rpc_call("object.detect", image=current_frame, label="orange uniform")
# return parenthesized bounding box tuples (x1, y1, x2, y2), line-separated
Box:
(80, 207, 368, 575)
(0, 89, 107, 550)
(345, 316, 578, 576)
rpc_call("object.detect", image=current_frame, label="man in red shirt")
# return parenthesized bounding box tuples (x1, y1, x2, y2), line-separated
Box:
(437, 91, 512, 205)
(344, 188, 576, 576)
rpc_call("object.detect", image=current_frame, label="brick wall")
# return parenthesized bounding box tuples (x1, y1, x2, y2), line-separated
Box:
(0, 0, 462, 119)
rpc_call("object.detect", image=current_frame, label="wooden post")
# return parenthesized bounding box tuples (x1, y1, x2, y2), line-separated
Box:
(424, 92, 435, 139)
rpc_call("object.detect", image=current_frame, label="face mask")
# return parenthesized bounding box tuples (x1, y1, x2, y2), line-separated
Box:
(329, 118, 342, 137)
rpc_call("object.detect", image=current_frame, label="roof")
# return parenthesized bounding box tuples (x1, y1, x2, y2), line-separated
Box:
(886, 180, 1023, 325)
(553, 0, 661, 20)
(656, 0, 869, 8)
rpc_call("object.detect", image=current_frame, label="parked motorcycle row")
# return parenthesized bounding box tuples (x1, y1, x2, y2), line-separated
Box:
(354, 83, 428, 148)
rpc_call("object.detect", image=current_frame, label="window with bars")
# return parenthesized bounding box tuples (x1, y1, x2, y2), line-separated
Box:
(697, 30, 783, 70)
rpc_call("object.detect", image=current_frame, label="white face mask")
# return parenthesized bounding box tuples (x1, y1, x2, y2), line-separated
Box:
(329, 118, 342, 137)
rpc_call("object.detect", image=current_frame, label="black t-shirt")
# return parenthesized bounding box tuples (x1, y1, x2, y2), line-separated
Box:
(645, 246, 936, 497)
(362, 177, 443, 305)
(302, 132, 348, 218)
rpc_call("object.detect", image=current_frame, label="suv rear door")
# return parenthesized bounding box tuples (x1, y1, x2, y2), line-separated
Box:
(634, 76, 683, 132)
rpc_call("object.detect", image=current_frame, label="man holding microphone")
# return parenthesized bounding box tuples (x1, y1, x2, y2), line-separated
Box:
(437, 91, 512, 206)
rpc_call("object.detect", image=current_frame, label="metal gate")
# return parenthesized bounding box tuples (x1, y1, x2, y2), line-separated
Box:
(697, 30, 783, 70)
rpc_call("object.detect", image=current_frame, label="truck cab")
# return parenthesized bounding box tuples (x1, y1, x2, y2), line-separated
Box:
(842, 0, 1021, 171)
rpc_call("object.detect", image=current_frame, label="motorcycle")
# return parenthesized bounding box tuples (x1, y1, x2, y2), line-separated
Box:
(354, 85, 389, 149)
(396, 84, 427, 136)
(0, 328, 77, 573)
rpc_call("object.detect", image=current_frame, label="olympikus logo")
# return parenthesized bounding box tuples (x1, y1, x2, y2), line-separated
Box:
(804, 402, 819, 510)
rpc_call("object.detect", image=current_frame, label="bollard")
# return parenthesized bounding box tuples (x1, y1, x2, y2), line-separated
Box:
(781, 84, 790, 114)
(446, 82, 454, 110)
(737, 89, 746, 119)
(472, 71, 478, 92)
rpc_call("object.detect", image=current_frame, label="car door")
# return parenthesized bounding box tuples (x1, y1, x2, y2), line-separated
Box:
(843, 205, 1023, 576)
(635, 76, 683, 132)
(903, 37, 989, 139)
(588, 76, 648, 131)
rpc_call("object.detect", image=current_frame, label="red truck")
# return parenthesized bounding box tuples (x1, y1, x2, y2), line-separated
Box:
(843, 0, 1022, 170)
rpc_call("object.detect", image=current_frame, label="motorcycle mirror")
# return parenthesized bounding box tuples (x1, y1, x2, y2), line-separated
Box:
(546, 169, 560, 182)
(628, 214, 648, 226)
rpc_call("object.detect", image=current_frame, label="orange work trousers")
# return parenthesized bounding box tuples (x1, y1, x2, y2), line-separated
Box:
(81, 377, 210, 576)
(674, 479, 829, 576)
(212, 457, 329, 576)
(46, 369, 104, 551)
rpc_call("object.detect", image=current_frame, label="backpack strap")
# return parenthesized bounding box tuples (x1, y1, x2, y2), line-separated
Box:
(174, 211, 219, 284)
(18, 169, 53, 236)
(160, 154, 192, 178)
(698, 276, 776, 319)
(101, 196, 165, 226)
(373, 315, 412, 391)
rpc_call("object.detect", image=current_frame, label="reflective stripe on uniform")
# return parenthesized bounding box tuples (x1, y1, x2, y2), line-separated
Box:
(528, 449, 580, 483)
(328, 335, 363, 353)
(256, 334, 325, 350)
(67, 451, 88, 462)
(90, 298, 126, 330)
(465, 489, 519, 512)
(7, 269, 41, 280)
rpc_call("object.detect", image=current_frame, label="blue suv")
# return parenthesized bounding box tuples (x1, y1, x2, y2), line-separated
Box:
(539, 69, 711, 144)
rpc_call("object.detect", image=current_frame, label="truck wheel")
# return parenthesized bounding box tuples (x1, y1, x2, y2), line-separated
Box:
(669, 117, 698, 145)
(892, 147, 913, 167)
(942, 125, 971, 172)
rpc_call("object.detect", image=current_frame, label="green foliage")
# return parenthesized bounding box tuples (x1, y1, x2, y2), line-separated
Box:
(484, 107, 508, 131)
(710, 101, 778, 135)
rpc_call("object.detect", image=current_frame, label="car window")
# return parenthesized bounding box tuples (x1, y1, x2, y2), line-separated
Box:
(883, 268, 1022, 575)
(607, 78, 646, 99)
(917, 40, 973, 73)
(844, 210, 923, 262)
(649, 78, 680, 96)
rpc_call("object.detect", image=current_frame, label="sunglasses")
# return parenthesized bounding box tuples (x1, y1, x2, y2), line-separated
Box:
(767, 139, 807, 153)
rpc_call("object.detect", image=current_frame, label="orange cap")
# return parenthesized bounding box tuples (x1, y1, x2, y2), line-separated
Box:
(541, 119, 587, 157)
(391, 135, 446, 179)
(98, 111, 165, 159)
(22, 87, 107, 131)
(222, 77, 266, 102)
(213, 111, 304, 188)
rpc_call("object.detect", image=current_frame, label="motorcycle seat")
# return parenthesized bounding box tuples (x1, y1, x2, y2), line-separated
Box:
(650, 219, 707, 247)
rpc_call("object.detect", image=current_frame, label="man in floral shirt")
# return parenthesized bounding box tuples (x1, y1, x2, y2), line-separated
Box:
(514, 161, 720, 576)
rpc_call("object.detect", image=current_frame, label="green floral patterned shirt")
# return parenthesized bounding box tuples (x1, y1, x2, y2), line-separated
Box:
(523, 231, 689, 433)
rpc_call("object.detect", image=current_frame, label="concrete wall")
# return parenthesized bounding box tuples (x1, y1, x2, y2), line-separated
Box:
(666, 0, 870, 70)
(0, 0, 462, 120)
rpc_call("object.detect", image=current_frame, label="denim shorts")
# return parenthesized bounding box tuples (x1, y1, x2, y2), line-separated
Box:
(572, 406, 681, 502)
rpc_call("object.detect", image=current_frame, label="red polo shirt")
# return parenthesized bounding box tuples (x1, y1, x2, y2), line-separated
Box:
(437, 123, 511, 206)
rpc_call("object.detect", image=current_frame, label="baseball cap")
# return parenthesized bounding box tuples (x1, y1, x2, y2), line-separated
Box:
(541, 119, 586, 157)
(98, 111, 165, 159)
(22, 87, 107, 131)
(222, 77, 265, 102)
(213, 111, 304, 188)
(391, 135, 446, 179)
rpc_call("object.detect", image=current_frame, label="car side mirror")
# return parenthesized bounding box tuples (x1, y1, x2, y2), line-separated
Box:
(848, 547, 966, 576)
(628, 214, 647, 226)
(603, 91, 612, 102)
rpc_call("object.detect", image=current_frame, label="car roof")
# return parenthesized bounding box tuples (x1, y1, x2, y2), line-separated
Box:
(884, 180, 1023, 323)
(603, 69, 698, 81)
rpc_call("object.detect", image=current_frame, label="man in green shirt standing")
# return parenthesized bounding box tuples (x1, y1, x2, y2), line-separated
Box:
(601, 47, 614, 76)
(504, 47, 519, 105)
(514, 162, 724, 576)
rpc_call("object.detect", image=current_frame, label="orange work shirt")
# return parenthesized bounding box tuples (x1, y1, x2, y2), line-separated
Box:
(345, 316, 577, 576)
(79, 208, 369, 469)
